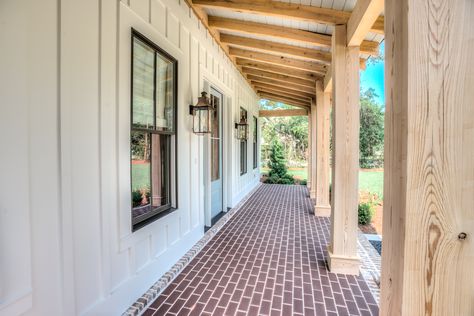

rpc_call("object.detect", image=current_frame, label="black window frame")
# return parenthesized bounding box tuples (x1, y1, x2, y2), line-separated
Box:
(130, 29, 178, 231)
(253, 116, 258, 169)
(240, 107, 248, 175)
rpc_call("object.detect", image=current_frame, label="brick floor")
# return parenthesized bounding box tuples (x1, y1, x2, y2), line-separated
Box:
(144, 184, 379, 316)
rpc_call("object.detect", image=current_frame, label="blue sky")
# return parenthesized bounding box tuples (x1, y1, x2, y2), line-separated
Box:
(360, 42, 385, 105)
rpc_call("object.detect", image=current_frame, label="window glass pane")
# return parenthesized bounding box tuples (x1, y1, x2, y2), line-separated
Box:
(131, 131, 151, 218)
(155, 53, 175, 132)
(132, 38, 155, 130)
(150, 134, 170, 208)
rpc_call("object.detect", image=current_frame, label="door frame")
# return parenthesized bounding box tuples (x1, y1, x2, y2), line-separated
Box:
(199, 66, 232, 228)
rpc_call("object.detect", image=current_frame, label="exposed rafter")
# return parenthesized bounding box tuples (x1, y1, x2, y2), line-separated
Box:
(249, 75, 316, 94)
(347, 0, 384, 46)
(209, 16, 379, 55)
(230, 47, 327, 74)
(236, 58, 321, 82)
(259, 109, 308, 117)
(193, 0, 384, 34)
(221, 33, 332, 64)
(242, 67, 315, 88)
(251, 82, 315, 100)
(259, 92, 311, 108)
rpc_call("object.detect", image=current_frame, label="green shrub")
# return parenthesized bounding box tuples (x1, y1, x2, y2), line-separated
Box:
(265, 140, 295, 185)
(132, 187, 150, 207)
(358, 202, 375, 225)
(299, 179, 307, 186)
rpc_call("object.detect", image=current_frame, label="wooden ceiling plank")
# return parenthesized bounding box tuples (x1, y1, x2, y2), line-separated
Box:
(259, 92, 311, 108)
(252, 82, 315, 99)
(194, 0, 384, 34)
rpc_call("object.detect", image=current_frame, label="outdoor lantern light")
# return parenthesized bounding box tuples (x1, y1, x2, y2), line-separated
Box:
(235, 114, 249, 140)
(189, 91, 214, 135)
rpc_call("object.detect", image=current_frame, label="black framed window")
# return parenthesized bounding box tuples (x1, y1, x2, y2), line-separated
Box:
(240, 107, 248, 175)
(253, 116, 258, 169)
(131, 30, 177, 230)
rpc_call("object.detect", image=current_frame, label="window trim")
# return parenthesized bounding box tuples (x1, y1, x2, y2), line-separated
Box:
(130, 29, 178, 231)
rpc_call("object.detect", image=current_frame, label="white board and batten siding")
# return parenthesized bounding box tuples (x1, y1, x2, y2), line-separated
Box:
(0, 0, 260, 315)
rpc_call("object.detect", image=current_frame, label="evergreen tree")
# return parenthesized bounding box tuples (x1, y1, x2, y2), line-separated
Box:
(266, 140, 294, 184)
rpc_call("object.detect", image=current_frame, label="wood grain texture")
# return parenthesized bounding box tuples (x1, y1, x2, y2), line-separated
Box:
(259, 109, 308, 117)
(310, 101, 317, 198)
(314, 81, 331, 211)
(243, 67, 316, 88)
(248, 75, 316, 94)
(229, 47, 327, 74)
(258, 92, 310, 108)
(347, 0, 384, 46)
(327, 25, 360, 275)
(252, 82, 314, 100)
(193, 0, 384, 33)
(237, 58, 321, 81)
(381, 0, 474, 315)
(257, 90, 309, 105)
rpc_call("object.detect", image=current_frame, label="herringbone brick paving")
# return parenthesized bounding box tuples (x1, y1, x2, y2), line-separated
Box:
(144, 184, 378, 316)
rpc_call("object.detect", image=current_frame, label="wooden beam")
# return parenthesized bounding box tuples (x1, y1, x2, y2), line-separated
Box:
(237, 58, 321, 81)
(230, 47, 327, 74)
(258, 90, 309, 106)
(381, 0, 474, 315)
(347, 0, 384, 46)
(242, 67, 315, 88)
(253, 84, 314, 101)
(259, 94, 310, 109)
(221, 33, 331, 64)
(194, 0, 384, 34)
(248, 75, 316, 94)
(327, 24, 360, 275)
(209, 16, 333, 49)
(259, 109, 308, 117)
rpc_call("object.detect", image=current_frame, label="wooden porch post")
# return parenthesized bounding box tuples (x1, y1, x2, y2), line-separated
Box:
(327, 24, 360, 275)
(309, 100, 317, 199)
(314, 81, 331, 216)
(381, 0, 474, 314)
(307, 109, 312, 191)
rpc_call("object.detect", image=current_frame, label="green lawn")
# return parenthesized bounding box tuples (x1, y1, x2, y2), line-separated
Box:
(131, 163, 150, 190)
(261, 167, 384, 197)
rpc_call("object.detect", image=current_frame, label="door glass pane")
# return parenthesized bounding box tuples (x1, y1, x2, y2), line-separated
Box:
(155, 53, 175, 132)
(211, 94, 220, 181)
(132, 38, 155, 130)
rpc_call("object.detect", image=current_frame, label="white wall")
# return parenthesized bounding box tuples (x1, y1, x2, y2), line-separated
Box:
(0, 0, 260, 315)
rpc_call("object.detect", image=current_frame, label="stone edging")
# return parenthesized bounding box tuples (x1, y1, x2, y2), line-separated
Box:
(122, 183, 263, 316)
(357, 231, 382, 304)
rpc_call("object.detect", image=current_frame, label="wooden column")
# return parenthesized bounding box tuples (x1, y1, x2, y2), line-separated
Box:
(314, 81, 331, 216)
(327, 24, 360, 275)
(307, 110, 312, 191)
(381, 0, 474, 314)
(309, 101, 317, 198)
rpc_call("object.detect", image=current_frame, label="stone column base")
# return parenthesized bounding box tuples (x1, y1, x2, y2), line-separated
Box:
(327, 247, 360, 275)
(314, 204, 331, 217)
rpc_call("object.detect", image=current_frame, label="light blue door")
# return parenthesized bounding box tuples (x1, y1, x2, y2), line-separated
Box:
(210, 88, 223, 219)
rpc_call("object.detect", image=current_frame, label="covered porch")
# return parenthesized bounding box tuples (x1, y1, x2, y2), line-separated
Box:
(136, 184, 379, 316)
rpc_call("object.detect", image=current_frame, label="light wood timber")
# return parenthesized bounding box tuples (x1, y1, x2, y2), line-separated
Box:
(251, 82, 315, 99)
(248, 75, 316, 94)
(194, 0, 384, 34)
(229, 47, 327, 74)
(257, 90, 309, 106)
(237, 58, 321, 81)
(327, 25, 360, 275)
(347, 0, 384, 46)
(309, 101, 317, 199)
(259, 109, 308, 117)
(314, 81, 331, 216)
(380, 0, 474, 315)
(208, 16, 379, 55)
(242, 67, 315, 88)
(259, 92, 310, 108)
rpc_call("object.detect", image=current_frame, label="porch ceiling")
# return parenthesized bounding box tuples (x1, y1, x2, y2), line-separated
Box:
(185, 0, 384, 107)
